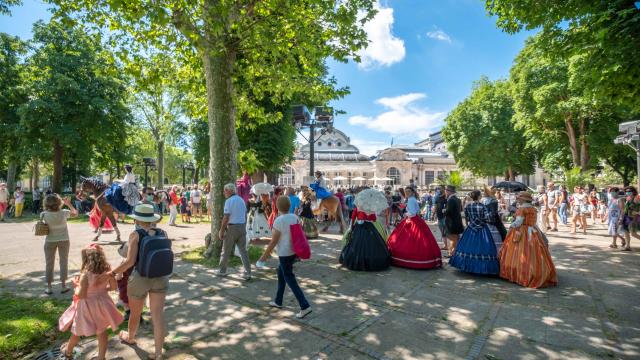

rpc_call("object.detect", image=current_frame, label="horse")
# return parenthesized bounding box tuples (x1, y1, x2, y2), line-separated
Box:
(80, 177, 122, 242)
(302, 187, 345, 234)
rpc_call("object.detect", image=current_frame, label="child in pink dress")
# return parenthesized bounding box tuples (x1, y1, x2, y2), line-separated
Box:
(58, 244, 123, 359)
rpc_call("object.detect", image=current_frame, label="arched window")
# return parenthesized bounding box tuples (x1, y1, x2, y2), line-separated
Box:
(278, 165, 296, 186)
(386, 167, 400, 185)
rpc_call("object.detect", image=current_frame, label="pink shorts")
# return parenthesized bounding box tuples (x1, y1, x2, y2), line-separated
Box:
(0, 202, 7, 212)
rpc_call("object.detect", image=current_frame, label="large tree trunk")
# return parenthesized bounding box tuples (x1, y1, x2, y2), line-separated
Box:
(53, 140, 63, 194)
(578, 117, 590, 170)
(157, 139, 165, 189)
(6, 161, 17, 192)
(565, 116, 579, 168)
(203, 48, 239, 257)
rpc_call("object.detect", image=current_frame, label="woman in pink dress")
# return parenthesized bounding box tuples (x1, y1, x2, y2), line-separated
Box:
(59, 244, 123, 359)
(88, 204, 113, 233)
(236, 170, 252, 205)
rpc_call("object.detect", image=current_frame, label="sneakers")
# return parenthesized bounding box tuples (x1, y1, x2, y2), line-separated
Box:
(242, 273, 252, 281)
(296, 307, 312, 319)
(268, 301, 283, 309)
(215, 270, 228, 277)
(256, 260, 268, 269)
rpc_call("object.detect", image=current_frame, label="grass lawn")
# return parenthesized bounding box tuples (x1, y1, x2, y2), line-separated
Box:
(182, 246, 263, 268)
(0, 293, 68, 359)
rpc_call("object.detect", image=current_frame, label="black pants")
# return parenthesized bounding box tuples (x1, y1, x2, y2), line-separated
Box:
(32, 200, 41, 214)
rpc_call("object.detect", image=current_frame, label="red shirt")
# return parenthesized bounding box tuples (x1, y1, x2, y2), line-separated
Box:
(169, 191, 179, 206)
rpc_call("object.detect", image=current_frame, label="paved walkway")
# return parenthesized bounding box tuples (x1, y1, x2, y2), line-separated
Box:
(1, 220, 639, 359)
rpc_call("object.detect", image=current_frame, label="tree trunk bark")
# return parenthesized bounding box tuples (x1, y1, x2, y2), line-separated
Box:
(33, 158, 40, 190)
(578, 117, 590, 170)
(6, 161, 17, 192)
(194, 165, 200, 184)
(565, 116, 579, 168)
(202, 47, 239, 257)
(157, 140, 165, 189)
(53, 140, 63, 194)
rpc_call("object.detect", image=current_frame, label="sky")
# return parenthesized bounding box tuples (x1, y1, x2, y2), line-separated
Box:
(0, 0, 535, 156)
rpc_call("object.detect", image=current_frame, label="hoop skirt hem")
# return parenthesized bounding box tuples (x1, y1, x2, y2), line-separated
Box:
(449, 226, 499, 275)
(339, 221, 391, 271)
(105, 184, 133, 215)
(499, 226, 558, 288)
(387, 216, 442, 270)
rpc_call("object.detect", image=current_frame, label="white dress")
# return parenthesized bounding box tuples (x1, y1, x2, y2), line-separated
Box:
(121, 172, 139, 207)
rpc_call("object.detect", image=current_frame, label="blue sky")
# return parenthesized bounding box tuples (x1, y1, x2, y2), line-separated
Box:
(0, 0, 535, 155)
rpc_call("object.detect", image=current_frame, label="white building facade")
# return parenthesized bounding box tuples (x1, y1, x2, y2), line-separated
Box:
(281, 128, 548, 189)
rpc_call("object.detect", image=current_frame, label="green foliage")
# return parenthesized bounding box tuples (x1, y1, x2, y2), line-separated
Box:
(486, 0, 640, 112)
(237, 149, 262, 177)
(0, 33, 28, 173)
(509, 35, 630, 172)
(442, 77, 533, 179)
(19, 20, 131, 192)
(0, 293, 68, 358)
(562, 167, 594, 192)
(0, 0, 21, 15)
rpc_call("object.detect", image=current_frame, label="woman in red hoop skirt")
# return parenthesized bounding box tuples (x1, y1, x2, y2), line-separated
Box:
(387, 187, 442, 269)
(88, 204, 113, 233)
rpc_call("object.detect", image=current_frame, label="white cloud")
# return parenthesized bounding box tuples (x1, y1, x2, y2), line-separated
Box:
(351, 138, 388, 156)
(348, 93, 445, 138)
(426, 29, 452, 43)
(357, 1, 405, 70)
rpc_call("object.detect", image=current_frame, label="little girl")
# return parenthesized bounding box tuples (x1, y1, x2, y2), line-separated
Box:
(608, 191, 624, 248)
(59, 244, 123, 359)
(598, 199, 608, 224)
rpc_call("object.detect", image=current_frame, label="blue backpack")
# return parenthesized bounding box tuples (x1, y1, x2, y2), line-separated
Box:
(135, 228, 173, 278)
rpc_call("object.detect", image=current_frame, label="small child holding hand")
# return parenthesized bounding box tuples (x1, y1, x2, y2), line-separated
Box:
(58, 244, 123, 360)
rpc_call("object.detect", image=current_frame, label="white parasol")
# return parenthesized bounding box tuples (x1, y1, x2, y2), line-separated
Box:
(251, 182, 273, 196)
(333, 176, 347, 181)
(355, 188, 389, 214)
(380, 177, 392, 181)
(352, 176, 366, 181)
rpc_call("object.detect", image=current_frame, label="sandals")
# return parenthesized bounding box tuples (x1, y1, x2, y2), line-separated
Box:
(609, 244, 618, 249)
(60, 342, 72, 359)
(44, 288, 53, 295)
(61, 287, 71, 294)
(118, 330, 137, 345)
(622, 247, 632, 252)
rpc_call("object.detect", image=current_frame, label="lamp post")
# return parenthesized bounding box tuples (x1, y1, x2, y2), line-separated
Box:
(142, 158, 156, 188)
(292, 105, 334, 177)
(182, 162, 195, 188)
(614, 120, 640, 189)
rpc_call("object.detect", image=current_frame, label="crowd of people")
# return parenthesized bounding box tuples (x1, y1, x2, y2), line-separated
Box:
(18, 166, 640, 359)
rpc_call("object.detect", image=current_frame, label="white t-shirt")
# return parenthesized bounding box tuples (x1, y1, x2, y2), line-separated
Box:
(547, 189, 560, 206)
(191, 189, 202, 203)
(272, 213, 297, 257)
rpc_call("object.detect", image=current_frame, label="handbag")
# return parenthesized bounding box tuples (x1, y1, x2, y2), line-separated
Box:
(290, 220, 311, 260)
(34, 214, 49, 236)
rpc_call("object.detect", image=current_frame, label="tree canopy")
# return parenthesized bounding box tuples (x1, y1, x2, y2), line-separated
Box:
(486, 0, 640, 112)
(443, 77, 533, 180)
(19, 20, 131, 193)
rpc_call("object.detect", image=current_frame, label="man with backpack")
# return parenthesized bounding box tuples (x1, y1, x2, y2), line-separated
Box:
(217, 183, 252, 280)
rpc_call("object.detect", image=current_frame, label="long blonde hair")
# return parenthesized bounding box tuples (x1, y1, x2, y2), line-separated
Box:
(81, 244, 110, 274)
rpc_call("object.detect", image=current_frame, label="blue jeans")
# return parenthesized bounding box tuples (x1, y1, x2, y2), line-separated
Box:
(559, 203, 568, 225)
(274, 255, 310, 310)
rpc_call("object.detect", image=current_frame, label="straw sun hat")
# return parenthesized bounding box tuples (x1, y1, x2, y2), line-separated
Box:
(128, 203, 161, 223)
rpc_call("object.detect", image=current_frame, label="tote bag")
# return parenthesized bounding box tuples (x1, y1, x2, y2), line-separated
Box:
(290, 220, 311, 260)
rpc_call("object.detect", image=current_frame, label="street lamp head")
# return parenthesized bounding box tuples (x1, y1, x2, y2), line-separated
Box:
(314, 106, 334, 123)
(292, 105, 311, 125)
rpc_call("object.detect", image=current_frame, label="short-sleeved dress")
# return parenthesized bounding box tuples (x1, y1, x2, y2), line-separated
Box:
(59, 272, 124, 336)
